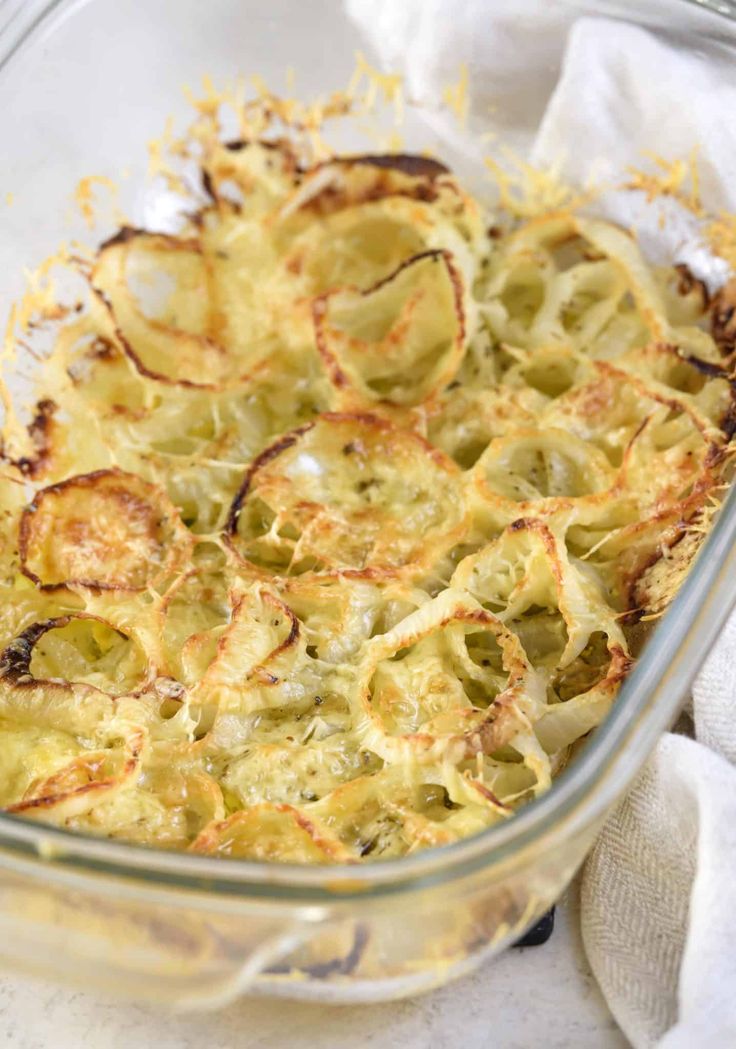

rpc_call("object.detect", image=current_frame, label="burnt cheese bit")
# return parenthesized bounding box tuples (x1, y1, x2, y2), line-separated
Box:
(3, 398, 58, 479)
(711, 278, 736, 355)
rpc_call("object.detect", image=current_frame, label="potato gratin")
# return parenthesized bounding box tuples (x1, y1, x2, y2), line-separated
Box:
(0, 123, 734, 863)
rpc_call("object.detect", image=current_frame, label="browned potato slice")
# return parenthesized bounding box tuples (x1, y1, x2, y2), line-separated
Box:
(313, 250, 466, 408)
(191, 803, 355, 863)
(0, 614, 150, 698)
(92, 230, 233, 388)
(225, 412, 468, 580)
(350, 589, 544, 765)
(20, 468, 192, 591)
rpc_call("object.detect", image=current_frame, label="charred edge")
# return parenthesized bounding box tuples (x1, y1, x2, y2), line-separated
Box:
(200, 146, 296, 204)
(623, 515, 697, 619)
(286, 806, 354, 862)
(187, 207, 207, 230)
(97, 228, 203, 256)
(311, 297, 351, 389)
(451, 608, 499, 628)
(509, 517, 531, 532)
(608, 643, 635, 680)
(190, 805, 352, 863)
(11, 399, 57, 479)
(224, 136, 300, 160)
(475, 698, 516, 756)
(630, 416, 655, 461)
(6, 765, 134, 814)
(1, 614, 145, 697)
(224, 427, 312, 535)
(720, 396, 736, 441)
(444, 250, 466, 348)
(362, 248, 448, 297)
(336, 153, 450, 178)
(674, 263, 710, 307)
(705, 438, 729, 471)
(261, 593, 301, 658)
(320, 410, 387, 429)
(310, 182, 439, 214)
(201, 167, 216, 203)
(91, 286, 222, 391)
(340, 565, 403, 582)
(0, 617, 70, 682)
(530, 514, 561, 550)
(684, 354, 726, 378)
(26, 466, 133, 503)
(7, 784, 97, 814)
(710, 280, 736, 357)
(298, 158, 448, 215)
(502, 516, 562, 575)
(312, 250, 463, 397)
(90, 336, 117, 361)
(98, 226, 149, 252)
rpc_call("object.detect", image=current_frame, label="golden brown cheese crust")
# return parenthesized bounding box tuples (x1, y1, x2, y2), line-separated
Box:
(19, 469, 193, 591)
(0, 135, 733, 864)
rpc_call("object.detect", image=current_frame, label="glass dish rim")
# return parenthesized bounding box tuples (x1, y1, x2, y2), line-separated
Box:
(0, 0, 735, 903)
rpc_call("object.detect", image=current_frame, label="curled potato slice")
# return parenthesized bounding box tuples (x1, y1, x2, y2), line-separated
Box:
(285, 153, 452, 219)
(470, 427, 616, 531)
(352, 588, 546, 766)
(0, 613, 151, 703)
(67, 762, 224, 848)
(190, 803, 355, 863)
(279, 156, 486, 293)
(225, 412, 468, 580)
(1, 707, 144, 824)
(483, 212, 668, 356)
(159, 573, 323, 720)
(313, 250, 467, 408)
(92, 230, 233, 388)
(452, 519, 626, 669)
(451, 521, 630, 750)
(187, 586, 306, 715)
(309, 766, 502, 859)
(20, 468, 192, 591)
(92, 223, 299, 389)
(200, 138, 301, 214)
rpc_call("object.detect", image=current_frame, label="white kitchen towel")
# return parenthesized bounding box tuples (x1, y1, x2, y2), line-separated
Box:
(346, 3, 736, 1046)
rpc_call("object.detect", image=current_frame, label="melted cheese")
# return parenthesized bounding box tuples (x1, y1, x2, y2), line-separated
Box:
(0, 127, 732, 864)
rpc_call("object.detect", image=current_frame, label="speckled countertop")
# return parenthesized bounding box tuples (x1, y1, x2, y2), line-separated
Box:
(0, 883, 627, 1049)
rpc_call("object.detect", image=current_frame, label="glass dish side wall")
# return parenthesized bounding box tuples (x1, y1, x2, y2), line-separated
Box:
(0, 811, 597, 1005)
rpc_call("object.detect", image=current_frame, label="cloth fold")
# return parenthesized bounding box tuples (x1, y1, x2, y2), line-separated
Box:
(346, 2, 736, 1044)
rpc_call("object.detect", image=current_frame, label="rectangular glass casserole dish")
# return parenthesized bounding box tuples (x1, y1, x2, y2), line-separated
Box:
(0, 0, 735, 1006)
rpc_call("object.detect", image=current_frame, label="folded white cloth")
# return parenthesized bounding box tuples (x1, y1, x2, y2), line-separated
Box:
(346, 3, 736, 1045)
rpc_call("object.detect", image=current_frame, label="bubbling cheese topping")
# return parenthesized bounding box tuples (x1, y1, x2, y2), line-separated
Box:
(0, 136, 733, 864)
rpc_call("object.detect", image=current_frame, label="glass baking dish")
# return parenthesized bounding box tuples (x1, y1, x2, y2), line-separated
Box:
(1, 0, 735, 1007)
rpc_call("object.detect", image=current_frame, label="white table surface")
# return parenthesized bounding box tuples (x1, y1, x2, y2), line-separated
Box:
(0, 880, 628, 1049)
